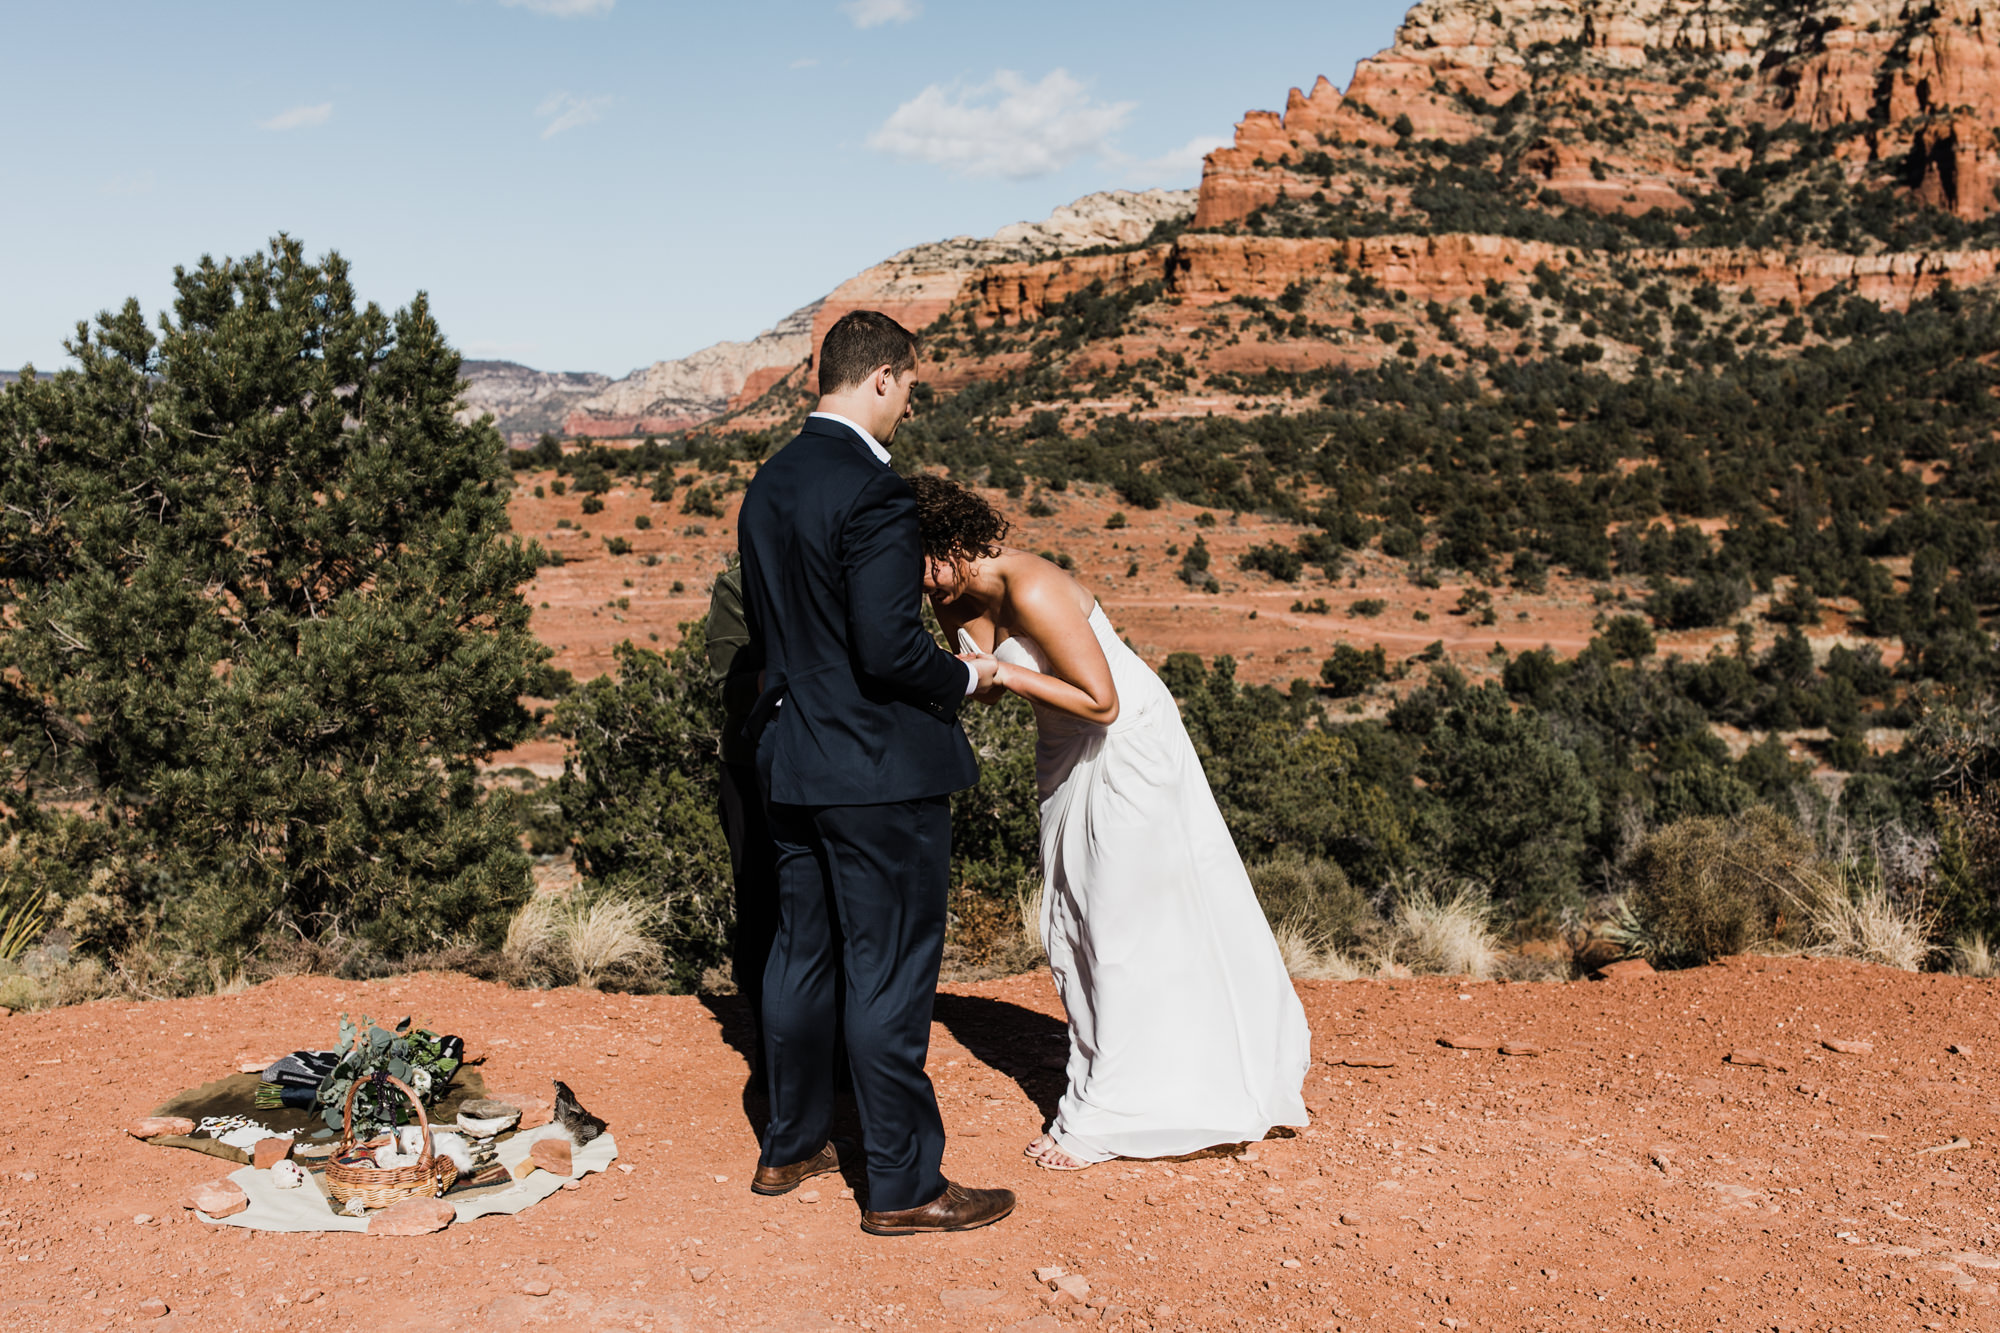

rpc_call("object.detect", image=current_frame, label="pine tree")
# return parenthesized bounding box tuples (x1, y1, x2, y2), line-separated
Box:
(0, 237, 553, 975)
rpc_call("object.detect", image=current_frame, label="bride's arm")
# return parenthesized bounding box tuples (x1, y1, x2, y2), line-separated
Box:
(994, 575, 1119, 725)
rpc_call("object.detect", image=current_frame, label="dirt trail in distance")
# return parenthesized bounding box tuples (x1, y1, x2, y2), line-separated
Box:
(1, 959, 1993, 1331)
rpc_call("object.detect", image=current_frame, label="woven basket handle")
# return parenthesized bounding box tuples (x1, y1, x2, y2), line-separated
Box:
(337, 1072, 435, 1166)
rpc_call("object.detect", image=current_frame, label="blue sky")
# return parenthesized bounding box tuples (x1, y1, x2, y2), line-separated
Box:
(1, 0, 1406, 376)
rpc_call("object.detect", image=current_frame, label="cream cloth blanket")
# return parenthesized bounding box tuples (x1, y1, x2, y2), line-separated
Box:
(197, 1123, 618, 1232)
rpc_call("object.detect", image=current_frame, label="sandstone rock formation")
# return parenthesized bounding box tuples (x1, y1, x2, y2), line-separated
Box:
(1194, 0, 2000, 229)
(456, 362, 611, 444)
(474, 190, 1195, 442)
(807, 189, 1195, 370)
(560, 301, 821, 438)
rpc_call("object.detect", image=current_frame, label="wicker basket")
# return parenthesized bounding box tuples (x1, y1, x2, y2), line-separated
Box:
(322, 1073, 457, 1210)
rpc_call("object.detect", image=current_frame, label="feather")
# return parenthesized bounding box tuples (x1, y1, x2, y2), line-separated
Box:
(552, 1079, 607, 1146)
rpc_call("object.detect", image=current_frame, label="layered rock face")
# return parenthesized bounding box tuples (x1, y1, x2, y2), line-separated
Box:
(1195, 0, 2000, 229)
(560, 301, 821, 438)
(456, 362, 612, 444)
(474, 189, 1195, 441)
(808, 189, 1195, 368)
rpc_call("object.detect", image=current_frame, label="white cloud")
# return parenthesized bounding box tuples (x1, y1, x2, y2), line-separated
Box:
(260, 102, 333, 132)
(1129, 134, 1231, 184)
(867, 69, 1133, 179)
(537, 92, 611, 140)
(500, 0, 614, 14)
(841, 0, 919, 27)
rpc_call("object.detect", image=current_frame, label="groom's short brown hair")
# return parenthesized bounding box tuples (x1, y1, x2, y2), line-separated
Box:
(817, 310, 919, 395)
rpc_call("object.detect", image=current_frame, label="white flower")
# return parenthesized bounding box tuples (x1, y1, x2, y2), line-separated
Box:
(411, 1068, 433, 1096)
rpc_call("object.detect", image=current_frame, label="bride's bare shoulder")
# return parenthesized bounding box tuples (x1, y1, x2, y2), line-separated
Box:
(997, 548, 1096, 620)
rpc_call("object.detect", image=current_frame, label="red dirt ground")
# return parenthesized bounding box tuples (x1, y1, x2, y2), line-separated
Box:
(507, 468, 1810, 693)
(2, 959, 1994, 1331)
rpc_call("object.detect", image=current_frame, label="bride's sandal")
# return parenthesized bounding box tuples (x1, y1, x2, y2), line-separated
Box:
(1034, 1144, 1094, 1172)
(1024, 1133, 1056, 1159)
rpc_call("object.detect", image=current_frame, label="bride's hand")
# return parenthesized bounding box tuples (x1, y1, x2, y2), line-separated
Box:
(959, 649, 1002, 698)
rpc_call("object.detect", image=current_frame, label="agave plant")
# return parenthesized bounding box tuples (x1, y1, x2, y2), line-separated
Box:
(0, 881, 45, 964)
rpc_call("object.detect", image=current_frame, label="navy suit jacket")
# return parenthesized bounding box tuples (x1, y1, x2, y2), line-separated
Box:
(736, 416, 979, 807)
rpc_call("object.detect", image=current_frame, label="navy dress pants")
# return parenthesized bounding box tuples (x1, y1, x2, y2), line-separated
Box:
(760, 795, 951, 1213)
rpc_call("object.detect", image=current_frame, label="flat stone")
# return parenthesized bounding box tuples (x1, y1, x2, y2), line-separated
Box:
(1948, 1043, 1973, 1056)
(1726, 1049, 1786, 1071)
(688, 1267, 712, 1283)
(1052, 1274, 1090, 1301)
(1033, 1266, 1067, 1283)
(520, 1278, 552, 1297)
(366, 1197, 454, 1236)
(1498, 1043, 1542, 1057)
(1591, 958, 1655, 980)
(529, 1138, 574, 1177)
(251, 1137, 294, 1170)
(1341, 1055, 1396, 1068)
(1339, 1212, 1366, 1226)
(1437, 1035, 1494, 1050)
(137, 1298, 169, 1319)
(941, 1289, 1002, 1310)
(182, 1179, 248, 1218)
(796, 1189, 820, 1203)
(1822, 1039, 1874, 1055)
(131, 1214, 152, 1225)
(127, 1116, 196, 1140)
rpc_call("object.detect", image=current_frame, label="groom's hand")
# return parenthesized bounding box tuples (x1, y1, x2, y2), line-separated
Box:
(960, 650, 1001, 695)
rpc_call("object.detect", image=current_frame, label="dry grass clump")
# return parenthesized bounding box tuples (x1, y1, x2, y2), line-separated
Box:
(504, 892, 663, 990)
(1784, 865, 1936, 972)
(1623, 806, 1819, 967)
(1270, 923, 1371, 981)
(1379, 871, 1502, 979)
(1950, 933, 1997, 977)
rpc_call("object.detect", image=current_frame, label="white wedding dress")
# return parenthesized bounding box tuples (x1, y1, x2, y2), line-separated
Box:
(991, 605, 1311, 1163)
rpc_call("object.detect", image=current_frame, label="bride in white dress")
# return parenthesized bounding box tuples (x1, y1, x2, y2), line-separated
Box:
(911, 475, 1311, 1171)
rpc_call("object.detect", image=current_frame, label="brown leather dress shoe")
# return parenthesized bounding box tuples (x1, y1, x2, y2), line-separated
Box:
(751, 1141, 842, 1197)
(860, 1180, 1016, 1236)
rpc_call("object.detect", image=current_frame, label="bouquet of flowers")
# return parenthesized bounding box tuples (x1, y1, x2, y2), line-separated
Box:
(315, 1014, 462, 1135)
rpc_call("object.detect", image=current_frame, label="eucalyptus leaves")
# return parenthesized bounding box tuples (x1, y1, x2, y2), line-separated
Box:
(317, 1014, 462, 1134)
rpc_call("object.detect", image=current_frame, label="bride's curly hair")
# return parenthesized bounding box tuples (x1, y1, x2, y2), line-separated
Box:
(908, 473, 1011, 563)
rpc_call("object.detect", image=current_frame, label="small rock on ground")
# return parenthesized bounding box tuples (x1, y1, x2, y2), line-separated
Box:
(1052, 1274, 1090, 1300)
(127, 1116, 196, 1139)
(367, 1196, 455, 1236)
(182, 1179, 248, 1218)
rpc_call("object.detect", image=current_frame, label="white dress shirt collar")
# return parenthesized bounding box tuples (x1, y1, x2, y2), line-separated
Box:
(809, 411, 890, 465)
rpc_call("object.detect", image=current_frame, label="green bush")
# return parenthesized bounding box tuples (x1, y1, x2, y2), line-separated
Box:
(1321, 642, 1388, 697)
(553, 631, 732, 991)
(1623, 806, 1820, 966)
(0, 238, 546, 974)
(1248, 850, 1377, 950)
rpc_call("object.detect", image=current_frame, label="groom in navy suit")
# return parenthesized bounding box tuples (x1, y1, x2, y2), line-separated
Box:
(735, 310, 1015, 1235)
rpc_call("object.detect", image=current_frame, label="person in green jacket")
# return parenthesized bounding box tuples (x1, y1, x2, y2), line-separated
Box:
(706, 559, 779, 1089)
